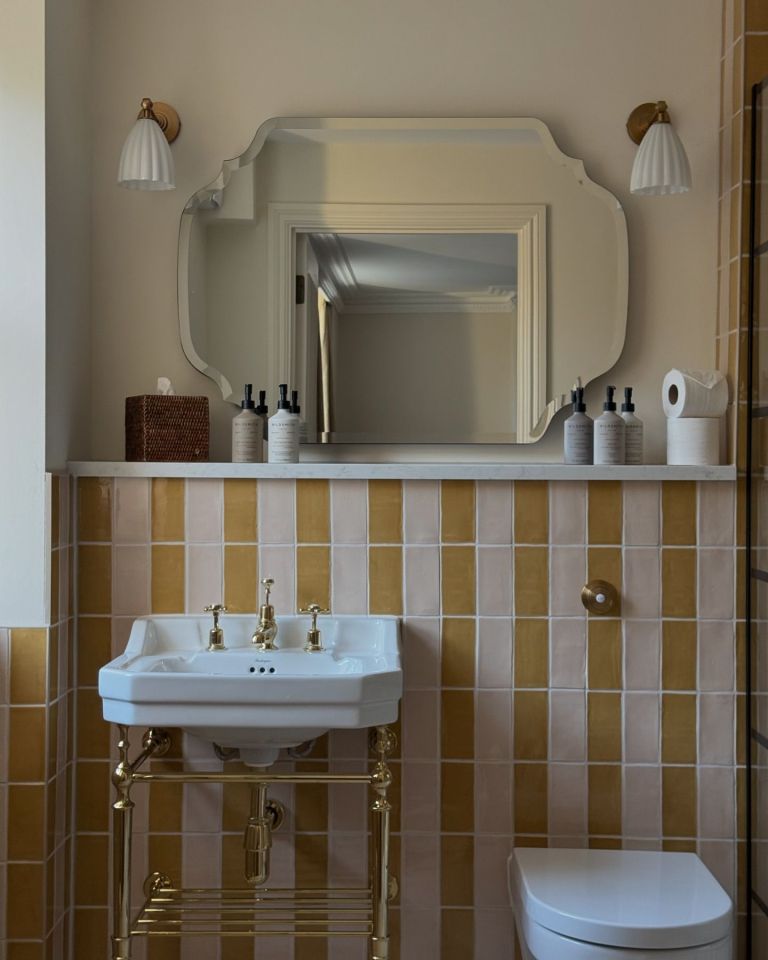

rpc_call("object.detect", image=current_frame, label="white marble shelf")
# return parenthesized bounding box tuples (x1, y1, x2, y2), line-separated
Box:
(68, 461, 737, 481)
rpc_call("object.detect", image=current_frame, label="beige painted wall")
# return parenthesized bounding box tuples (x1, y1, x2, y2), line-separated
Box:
(89, 0, 721, 463)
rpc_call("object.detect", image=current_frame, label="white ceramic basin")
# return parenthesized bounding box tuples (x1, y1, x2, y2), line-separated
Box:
(99, 614, 401, 765)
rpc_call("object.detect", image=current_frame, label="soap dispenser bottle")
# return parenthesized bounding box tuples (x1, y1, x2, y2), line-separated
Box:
(621, 387, 644, 465)
(563, 386, 593, 464)
(593, 385, 626, 465)
(268, 384, 300, 463)
(232, 384, 264, 463)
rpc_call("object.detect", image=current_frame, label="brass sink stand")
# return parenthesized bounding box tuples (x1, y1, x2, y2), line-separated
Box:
(110, 725, 397, 960)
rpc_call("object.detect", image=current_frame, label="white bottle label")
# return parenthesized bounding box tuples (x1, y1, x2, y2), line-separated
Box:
(268, 413, 300, 463)
(593, 414, 626, 465)
(232, 413, 263, 463)
(624, 421, 643, 464)
(564, 416, 593, 464)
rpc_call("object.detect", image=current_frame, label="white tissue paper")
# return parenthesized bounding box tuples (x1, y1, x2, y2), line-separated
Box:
(662, 369, 727, 419)
(156, 377, 175, 396)
(666, 417, 720, 465)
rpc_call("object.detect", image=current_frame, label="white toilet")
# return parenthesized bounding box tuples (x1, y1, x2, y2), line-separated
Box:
(508, 848, 733, 960)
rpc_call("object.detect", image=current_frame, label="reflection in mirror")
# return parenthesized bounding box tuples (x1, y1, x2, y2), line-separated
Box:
(179, 118, 628, 445)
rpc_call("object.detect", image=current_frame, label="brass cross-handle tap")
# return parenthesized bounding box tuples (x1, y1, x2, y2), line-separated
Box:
(299, 603, 330, 653)
(252, 578, 278, 649)
(204, 604, 228, 651)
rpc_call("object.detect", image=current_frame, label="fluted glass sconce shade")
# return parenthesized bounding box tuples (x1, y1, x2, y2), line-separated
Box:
(117, 98, 181, 191)
(627, 101, 691, 196)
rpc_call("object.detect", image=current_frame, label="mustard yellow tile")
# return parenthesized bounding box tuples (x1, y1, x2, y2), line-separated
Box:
(514, 481, 548, 543)
(368, 480, 402, 543)
(441, 618, 476, 687)
(369, 546, 402, 615)
(76, 618, 112, 687)
(223, 544, 258, 613)
(76, 762, 110, 831)
(441, 480, 475, 542)
(77, 545, 111, 616)
(74, 835, 109, 907)
(10, 629, 47, 704)
(149, 780, 184, 832)
(6, 864, 44, 939)
(441, 546, 476, 615)
(662, 766, 697, 837)
(662, 481, 697, 545)
(441, 835, 474, 905)
(47, 626, 58, 702)
(514, 619, 549, 688)
(441, 762, 474, 832)
(588, 765, 622, 835)
(588, 693, 622, 761)
(293, 936, 328, 960)
(74, 909, 108, 959)
(590, 837, 623, 850)
(78, 478, 112, 542)
(588, 481, 623, 544)
(151, 545, 185, 613)
(746, 34, 768, 90)
(662, 694, 697, 763)
(47, 700, 58, 781)
(662, 620, 697, 690)
(151, 478, 185, 541)
(9, 707, 46, 782)
(50, 548, 59, 625)
(514, 763, 548, 834)
(514, 691, 548, 760)
(441, 909, 474, 960)
(661, 548, 697, 618)
(588, 620, 622, 689)
(441, 690, 474, 759)
(223, 479, 258, 542)
(51, 474, 60, 549)
(587, 547, 622, 614)
(221, 937, 258, 960)
(7, 785, 45, 860)
(76, 688, 111, 760)
(297, 545, 330, 611)
(296, 479, 330, 543)
(295, 834, 328, 888)
(295, 778, 329, 834)
(514, 547, 548, 616)
(663, 839, 697, 854)
(148, 833, 182, 887)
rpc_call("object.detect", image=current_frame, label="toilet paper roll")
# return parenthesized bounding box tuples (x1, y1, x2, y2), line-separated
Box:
(662, 369, 728, 419)
(666, 417, 720, 465)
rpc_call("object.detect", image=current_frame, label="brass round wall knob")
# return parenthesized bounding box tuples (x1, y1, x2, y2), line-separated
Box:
(581, 579, 619, 615)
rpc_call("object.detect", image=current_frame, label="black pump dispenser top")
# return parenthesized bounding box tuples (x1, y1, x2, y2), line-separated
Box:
(291, 389, 301, 416)
(255, 390, 268, 416)
(241, 384, 255, 410)
(277, 383, 291, 411)
(621, 387, 635, 413)
(603, 385, 617, 412)
(572, 387, 586, 413)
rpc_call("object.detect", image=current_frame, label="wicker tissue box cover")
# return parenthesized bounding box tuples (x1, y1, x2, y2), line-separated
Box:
(125, 395, 209, 462)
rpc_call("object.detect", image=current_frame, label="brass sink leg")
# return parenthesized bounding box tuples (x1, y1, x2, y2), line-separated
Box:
(370, 725, 396, 960)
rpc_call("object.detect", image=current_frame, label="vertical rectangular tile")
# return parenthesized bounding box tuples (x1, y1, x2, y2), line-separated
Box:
(513, 481, 548, 543)
(404, 546, 440, 616)
(296, 545, 330, 610)
(514, 691, 548, 760)
(441, 546, 476, 615)
(622, 548, 661, 618)
(330, 478, 368, 543)
(296, 479, 330, 543)
(331, 544, 368, 615)
(441, 763, 475, 832)
(112, 544, 150, 616)
(662, 693, 697, 763)
(369, 546, 403, 615)
(78, 478, 112, 542)
(549, 480, 586, 545)
(514, 619, 548, 688)
(223, 479, 258, 541)
(477, 481, 513, 544)
(403, 480, 439, 544)
(441, 480, 475, 543)
(662, 620, 698, 690)
(441, 690, 474, 759)
(514, 764, 548, 834)
(477, 546, 513, 615)
(623, 481, 660, 545)
(549, 619, 586, 689)
(369, 480, 403, 543)
(151, 544, 185, 614)
(587, 692, 622, 761)
(77, 545, 111, 615)
(662, 481, 697, 545)
(113, 478, 150, 543)
(514, 547, 548, 616)
(257, 479, 295, 543)
(662, 767, 697, 837)
(9, 630, 47, 704)
(186, 543, 224, 613)
(441, 836, 474, 905)
(588, 619, 622, 689)
(223, 544, 258, 613)
(624, 693, 660, 763)
(441, 908, 474, 959)
(588, 765, 622, 836)
(549, 690, 586, 761)
(588, 481, 623, 544)
(441, 619, 476, 688)
(151, 478, 185, 541)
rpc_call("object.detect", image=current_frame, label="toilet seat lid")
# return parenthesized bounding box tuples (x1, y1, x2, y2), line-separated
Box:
(509, 849, 732, 949)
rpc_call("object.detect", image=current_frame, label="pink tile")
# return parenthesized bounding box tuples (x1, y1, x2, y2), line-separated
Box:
(549, 619, 586, 688)
(111, 617, 132, 659)
(698, 621, 735, 692)
(182, 834, 222, 888)
(186, 544, 223, 614)
(400, 909, 440, 960)
(622, 548, 660, 618)
(623, 766, 661, 838)
(332, 545, 368, 614)
(182, 778, 223, 833)
(698, 482, 735, 546)
(331, 479, 367, 543)
(258, 545, 295, 612)
(181, 937, 218, 960)
(402, 762, 440, 832)
(330, 728, 368, 760)
(476, 690, 511, 761)
(698, 694, 735, 764)
(329, 763, 367, 833)
(477, 481, 513, 544)
(402, 618, 440, 689)
(112, 545, 150, 616)
(549, 690, 585, 761)
(474, 836, 513, 906)
(257, 479, 295, 543)
(113, 478, 150, 544)
(623, 481, 660, 546)
(698, 766, 735, 839)
(186, 479, 223, 542)
(698, 841, 736, 902)
(474, 909, 514, 957)
(549, 481, 586, 545)
(403, 480, 439, 544)
(402, 690, 439, 760)
(402, 835, 440, 907)
(550, 546, 587, 616)
(698, 549, 735, 619)
(404, 546, 440, 616)
(624, 693, 660, 763)
(549, 763, 587, 836)
(478, 618, 512, 689)
(475, 763, 512, 835)
(328, 833, 368, 886)
(477, 547, 513, 615)
(624, 621, 660, 690)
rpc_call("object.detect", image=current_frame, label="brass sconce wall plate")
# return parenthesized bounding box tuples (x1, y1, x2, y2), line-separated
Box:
(139, 98, 181, 143)
(626, 100, 670, 145)
(581, 579, 619, 615)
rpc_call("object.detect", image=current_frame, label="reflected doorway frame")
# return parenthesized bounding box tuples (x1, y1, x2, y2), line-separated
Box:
(267, 202, 547, 443)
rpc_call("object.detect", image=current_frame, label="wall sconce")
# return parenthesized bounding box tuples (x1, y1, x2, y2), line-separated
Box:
(117, 98, 181, 191)
(626, 100, 691, 196)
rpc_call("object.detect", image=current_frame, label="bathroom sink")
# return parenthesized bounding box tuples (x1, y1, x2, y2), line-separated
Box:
(99, 614, 401, 765)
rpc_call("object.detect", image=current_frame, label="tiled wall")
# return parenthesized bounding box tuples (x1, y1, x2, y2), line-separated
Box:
(74, 476, 741, 959)
(1, 475, 75, 959)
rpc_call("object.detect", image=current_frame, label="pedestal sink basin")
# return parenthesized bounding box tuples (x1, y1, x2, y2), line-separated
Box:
(99, 614, 401, 765)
